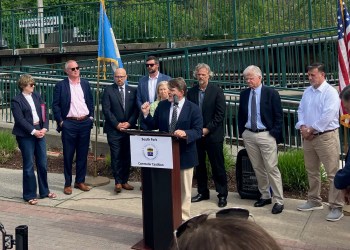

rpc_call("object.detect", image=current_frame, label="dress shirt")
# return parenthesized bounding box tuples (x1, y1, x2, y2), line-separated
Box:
(198, 86, 206, 111)
(66, 78, 89, 118)
(148, 72, 159, 103)
(22, 92, 40, 124)
(295, 80, 340, 132)
(169, 97, 185, 126)
(245, 84, 266, 130)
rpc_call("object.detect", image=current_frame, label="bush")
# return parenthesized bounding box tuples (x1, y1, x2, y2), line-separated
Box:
(278, 149, 327, 192)
(0, 130, 17, 163)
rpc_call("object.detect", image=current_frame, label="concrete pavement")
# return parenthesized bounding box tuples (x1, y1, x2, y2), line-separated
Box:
(0, 168, 349, 250)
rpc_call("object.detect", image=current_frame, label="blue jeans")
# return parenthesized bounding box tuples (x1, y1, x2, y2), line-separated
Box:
(16, 135, 49, 201)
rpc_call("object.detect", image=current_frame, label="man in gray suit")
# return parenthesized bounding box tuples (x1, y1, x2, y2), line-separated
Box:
(136, 56, 171, 109)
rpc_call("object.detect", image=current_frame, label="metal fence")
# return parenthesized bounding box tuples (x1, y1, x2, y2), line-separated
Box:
(2, 28, 338, 90)
(0, 0, 343, 50)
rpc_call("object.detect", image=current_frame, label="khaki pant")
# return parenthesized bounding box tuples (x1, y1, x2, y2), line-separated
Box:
(180, 168, 194, 221)
(303, 130, 343, 208)
(242, 130, 284, 205)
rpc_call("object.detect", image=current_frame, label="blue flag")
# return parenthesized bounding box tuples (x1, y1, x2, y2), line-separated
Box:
(98, 0, 123, 79)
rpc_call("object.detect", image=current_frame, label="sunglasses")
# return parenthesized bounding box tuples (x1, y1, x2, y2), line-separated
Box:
(28, 83, 35, 87)
(145, 64, 156, 67)
(173, 207, 251, 248)
(70, 67, 80, 71)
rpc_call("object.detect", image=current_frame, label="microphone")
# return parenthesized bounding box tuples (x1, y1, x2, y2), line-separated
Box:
(173, 95, 179, 106)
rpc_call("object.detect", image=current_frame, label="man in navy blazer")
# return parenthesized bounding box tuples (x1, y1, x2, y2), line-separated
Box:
(136, 56, 171, 109)
(141, 77, 203, 220)
(52, 60, 94, 195)
(102, 68, 138, 193)
(238, 65, 284, 214)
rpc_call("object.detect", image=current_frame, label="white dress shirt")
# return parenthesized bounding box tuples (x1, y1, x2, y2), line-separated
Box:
(245, 84, 266, 130)
(148, 72, 159, 103)
(169, 97, 185, 126)
(295, 80, 340, 132)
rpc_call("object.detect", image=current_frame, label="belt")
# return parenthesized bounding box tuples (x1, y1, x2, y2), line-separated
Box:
(66, 115, 88, 121)
(313, 129, 336, 136)
(247, 128, 268, 133)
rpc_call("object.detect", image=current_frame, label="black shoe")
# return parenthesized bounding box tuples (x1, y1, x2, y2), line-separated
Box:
(271, 203, 284, 214)
(218, 197, 227, 208)
(254, 198, 272, 207)
(191, 193, 210, 203)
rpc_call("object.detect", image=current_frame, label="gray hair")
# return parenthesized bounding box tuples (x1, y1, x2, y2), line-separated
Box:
(193, 63, 214, 79)
(64, 60, 78, 70)
(243, 65, 262, 77)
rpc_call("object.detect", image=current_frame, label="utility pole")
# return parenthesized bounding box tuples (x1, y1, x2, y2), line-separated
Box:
(38, 0, 45, 48)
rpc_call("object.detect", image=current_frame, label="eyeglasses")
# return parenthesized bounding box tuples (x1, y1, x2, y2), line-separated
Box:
(173, 207, 252, 249)
(114, 75, 126, 79)
(145, 64, 155, 67)
(28, 83, 35, 87)
(70, 67, 80, 71)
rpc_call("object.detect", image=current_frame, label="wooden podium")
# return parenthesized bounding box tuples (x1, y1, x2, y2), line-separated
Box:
(127, 130, 182, 250)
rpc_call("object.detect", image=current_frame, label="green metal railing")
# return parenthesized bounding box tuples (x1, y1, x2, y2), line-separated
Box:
(4, 28, 338, 90)
(0, 0, 344, 50)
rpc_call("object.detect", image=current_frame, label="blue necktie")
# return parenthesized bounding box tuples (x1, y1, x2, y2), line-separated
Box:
(251, 90, 257, 131)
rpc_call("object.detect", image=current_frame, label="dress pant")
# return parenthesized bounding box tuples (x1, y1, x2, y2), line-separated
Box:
(107, 131, 131, 184)
(16, 134, 49, 201)
(181, 167, 194, 221)
(61, 118, 92, 187)
(242, 130, 284, 205)
(195, 138, 228, 198)
(303, 130, 343, 208)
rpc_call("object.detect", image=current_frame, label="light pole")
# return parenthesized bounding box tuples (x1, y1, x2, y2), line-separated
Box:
(38, 0, 45, 48)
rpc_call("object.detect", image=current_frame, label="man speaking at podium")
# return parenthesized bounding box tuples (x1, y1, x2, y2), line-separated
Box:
(141, 77, 203, 220)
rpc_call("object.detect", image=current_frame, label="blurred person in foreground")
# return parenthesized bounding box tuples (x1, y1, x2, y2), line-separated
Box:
(170, 216, 281, 250)
(52, 60, 94, 195)
(335, 84, 350, 205)
(295, 62, 343, 221)
(141, 77, 202, 220)
(11, 74, 56, 205)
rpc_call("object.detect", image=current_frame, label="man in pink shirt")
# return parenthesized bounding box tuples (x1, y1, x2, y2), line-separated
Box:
(52, 60, 94, 195)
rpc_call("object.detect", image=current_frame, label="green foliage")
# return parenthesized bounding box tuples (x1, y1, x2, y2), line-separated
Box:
(0, 130, 17, 164)
(278, 149, 328, 192)
(105, 153, 111, 167)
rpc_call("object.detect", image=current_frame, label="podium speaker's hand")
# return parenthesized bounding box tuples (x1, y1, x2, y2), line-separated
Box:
(141, 102, 150, 116)
(174, 129, 187, 139)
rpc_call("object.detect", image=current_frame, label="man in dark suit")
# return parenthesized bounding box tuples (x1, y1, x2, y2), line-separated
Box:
(141, 77, 203, 220)
(52, 60, 94, 195)
(188, 63, 228, 207)
(137, 55, 171, 109)
(102, 68, 138, 193)
(238, 65, 284, 214)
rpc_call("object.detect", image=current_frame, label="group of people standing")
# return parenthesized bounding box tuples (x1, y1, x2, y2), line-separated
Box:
(10, 58, 349, 223)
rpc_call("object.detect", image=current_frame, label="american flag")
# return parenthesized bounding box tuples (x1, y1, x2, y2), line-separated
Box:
(338, 0, 350, 115)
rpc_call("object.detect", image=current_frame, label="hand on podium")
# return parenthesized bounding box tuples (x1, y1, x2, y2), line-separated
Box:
(173, 129, 187, 139)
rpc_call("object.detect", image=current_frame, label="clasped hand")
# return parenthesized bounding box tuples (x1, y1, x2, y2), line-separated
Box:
(141, 102, 150, 116)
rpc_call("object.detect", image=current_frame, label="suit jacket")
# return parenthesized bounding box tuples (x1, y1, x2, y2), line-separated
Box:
(52, 78, 94, 132)
(102, 84, 138, 135)
(335, 149, 350, 189)
(143, 99, 203, 169)
(238, 85, 283, 144)
(11, 91, 49, 137)
(187, 83, 226, 143)
(136, 72, 171, 108)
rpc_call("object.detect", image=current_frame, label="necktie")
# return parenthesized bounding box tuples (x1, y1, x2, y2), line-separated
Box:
(251, 90, 257, 131)
(170, 104, 178, 133)
(119, 87, 125, 110)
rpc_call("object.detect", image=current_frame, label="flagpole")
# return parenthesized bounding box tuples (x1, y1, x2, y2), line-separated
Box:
(85, 1, 110, 187)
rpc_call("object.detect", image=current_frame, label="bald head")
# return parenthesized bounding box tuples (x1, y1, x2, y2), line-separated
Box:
(114, 68, 127, 86)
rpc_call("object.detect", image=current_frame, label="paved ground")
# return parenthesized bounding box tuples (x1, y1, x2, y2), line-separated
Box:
(0, 168, 349, 250)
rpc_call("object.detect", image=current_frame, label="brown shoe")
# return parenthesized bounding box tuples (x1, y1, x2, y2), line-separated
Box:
(115, 184, 122, 193)
(122, 183, 134, 190)
(74, 183, 91, 192)
(64, 186, 72, 195)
